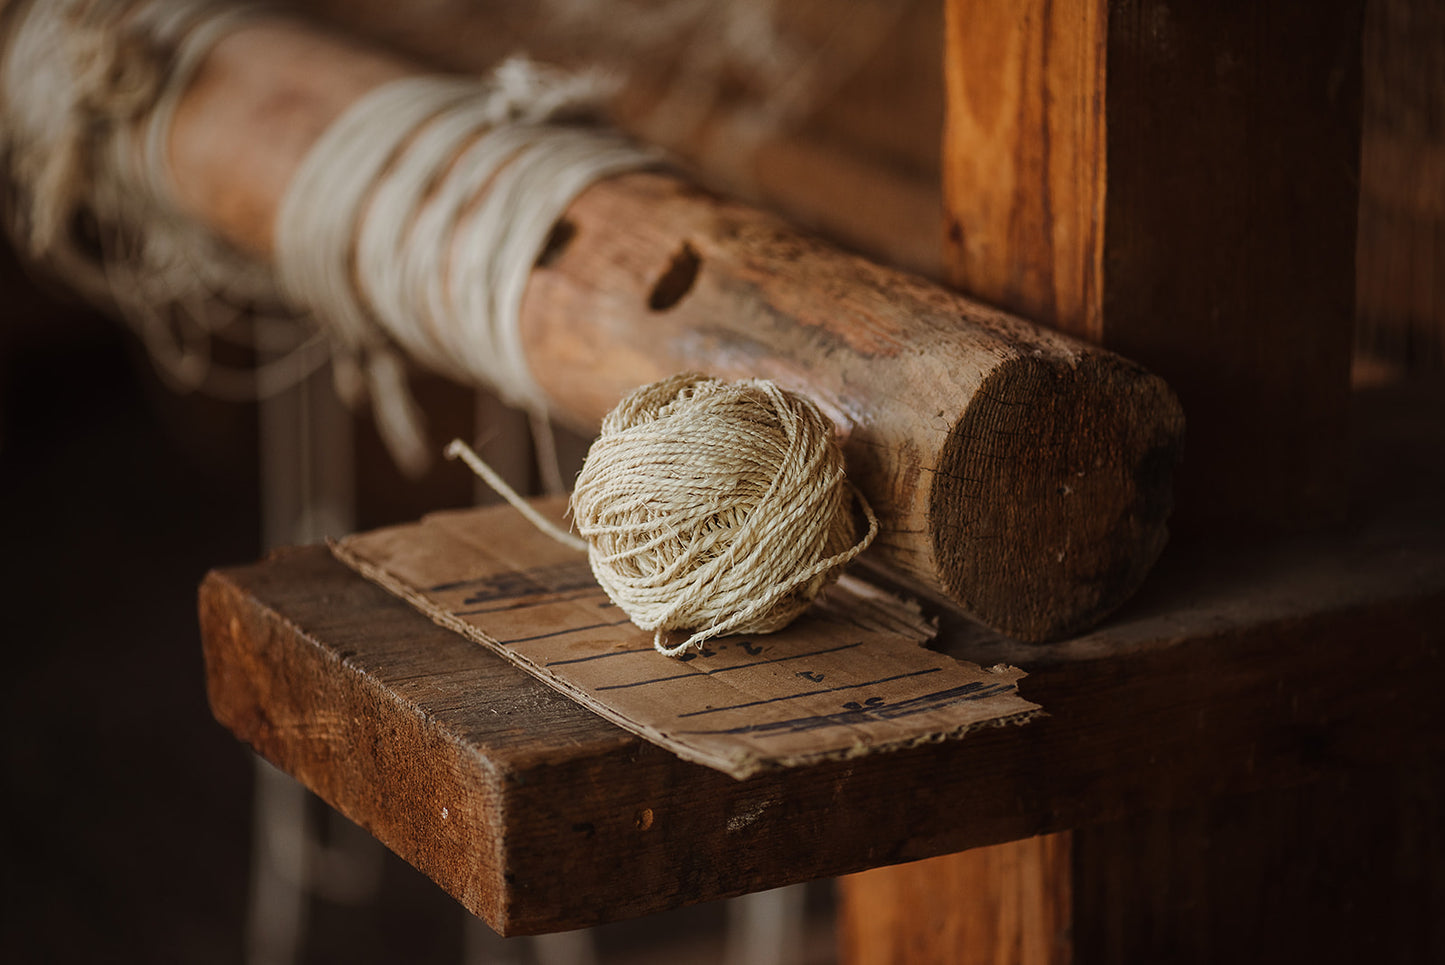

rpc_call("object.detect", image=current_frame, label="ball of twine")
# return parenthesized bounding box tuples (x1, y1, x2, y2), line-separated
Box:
(570, 373, 877, 656)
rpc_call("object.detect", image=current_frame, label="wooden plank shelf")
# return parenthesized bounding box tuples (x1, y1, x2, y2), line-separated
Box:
(199, 385, 1445, 937)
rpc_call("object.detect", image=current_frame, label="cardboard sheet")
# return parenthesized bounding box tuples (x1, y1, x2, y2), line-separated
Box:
(332, 500, 1041, 779)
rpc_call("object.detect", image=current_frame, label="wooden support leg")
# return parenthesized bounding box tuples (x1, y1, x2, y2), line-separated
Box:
(838, 834, 1072, 965)
(1069, 765, 1445, 964)
(841, 763, 1445, 964)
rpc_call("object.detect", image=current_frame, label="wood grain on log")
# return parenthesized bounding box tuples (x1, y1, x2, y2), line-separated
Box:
(167, 16, 1184, 642)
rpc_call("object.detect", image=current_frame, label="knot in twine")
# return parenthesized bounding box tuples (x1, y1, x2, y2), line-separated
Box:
(447, 373, 877, 657)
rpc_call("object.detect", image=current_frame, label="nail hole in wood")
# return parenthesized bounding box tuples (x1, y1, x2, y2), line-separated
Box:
(647, 242, 701, 312)
(535, 218, 577, 268)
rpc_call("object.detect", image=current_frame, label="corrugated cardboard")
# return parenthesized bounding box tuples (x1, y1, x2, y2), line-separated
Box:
(332, 499, 1040, 779)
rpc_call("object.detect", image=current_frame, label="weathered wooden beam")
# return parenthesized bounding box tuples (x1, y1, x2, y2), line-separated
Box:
(942, 0, 1363, 532)
(164, 15, 1183, 642)
(199, 459, 1445, 936)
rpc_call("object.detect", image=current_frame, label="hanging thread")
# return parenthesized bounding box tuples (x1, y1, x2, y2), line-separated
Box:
(0, 0, 324, 401)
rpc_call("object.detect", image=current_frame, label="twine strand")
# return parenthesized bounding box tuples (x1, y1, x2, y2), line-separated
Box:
(443, 438, 587, 552)
(275, 62, 660, 475)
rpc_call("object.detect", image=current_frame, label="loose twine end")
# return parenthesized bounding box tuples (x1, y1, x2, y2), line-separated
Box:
(444, 438, 587, 552)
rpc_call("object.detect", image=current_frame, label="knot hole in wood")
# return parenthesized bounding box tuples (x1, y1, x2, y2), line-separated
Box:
(648, 241, 701, 311)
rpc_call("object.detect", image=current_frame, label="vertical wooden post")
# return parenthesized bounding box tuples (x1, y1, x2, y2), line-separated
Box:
(941, 0, 1107, 339)
(839, 837, 1072, 965)
(943, 0, 1363, 532)
(841, 1, 1364, 962)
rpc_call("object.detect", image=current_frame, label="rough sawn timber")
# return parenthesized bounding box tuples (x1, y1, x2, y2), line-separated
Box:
(166, 17, 1184, 642)
(200, 497, 1445, 936)
(942, 0, 1363, 534)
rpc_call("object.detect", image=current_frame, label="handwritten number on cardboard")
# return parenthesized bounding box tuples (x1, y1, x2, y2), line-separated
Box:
(679, 644, 718, 662)
(842, 696, 886, 711)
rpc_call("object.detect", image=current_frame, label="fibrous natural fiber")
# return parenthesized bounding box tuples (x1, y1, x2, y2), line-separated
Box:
(0, 0, 327, 400)
(570, 373, 877, 656)
(5, 3, 880, 652)
(0, 1, 659, 475)
(273, 63, 658, 476)
(448, 373, 878, 656)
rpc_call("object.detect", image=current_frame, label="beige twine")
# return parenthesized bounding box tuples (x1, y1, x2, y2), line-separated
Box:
(275, 63, 658, 477)
(449, 373, 878, 657)
(0, 0, 327, 400)
(1, 1, 657, 478)
(4, 3, 879, 655)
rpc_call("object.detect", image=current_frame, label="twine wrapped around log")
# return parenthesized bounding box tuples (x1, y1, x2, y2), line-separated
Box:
(2, 1, 1187, 643)
(0, 0, 327, 399)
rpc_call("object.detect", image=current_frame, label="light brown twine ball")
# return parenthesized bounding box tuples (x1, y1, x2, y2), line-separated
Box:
(569, 373, 877, 656)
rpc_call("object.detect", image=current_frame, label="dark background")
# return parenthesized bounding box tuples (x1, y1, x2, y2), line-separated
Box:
(0, 249, 838, 964)
(2, 248, 261, 961)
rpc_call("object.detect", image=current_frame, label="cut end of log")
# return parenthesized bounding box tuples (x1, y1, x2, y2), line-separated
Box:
(930, 355, 1185, 642)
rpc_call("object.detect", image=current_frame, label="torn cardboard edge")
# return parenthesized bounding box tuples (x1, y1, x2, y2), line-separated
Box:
(330, 501, 1042, 780)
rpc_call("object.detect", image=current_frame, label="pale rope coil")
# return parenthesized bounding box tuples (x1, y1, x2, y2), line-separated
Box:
(0, 1, 658, 473)
(275, 64, 659, 476)
(1, 1, 878, 657)
(0, 0, 327, 401)
(448, 373, 878, 657)
(273, 76, 480, 472)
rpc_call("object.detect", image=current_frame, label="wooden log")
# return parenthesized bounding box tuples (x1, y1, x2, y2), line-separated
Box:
(165, 16, 1183, 642)
(282, 0, 951, 279)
